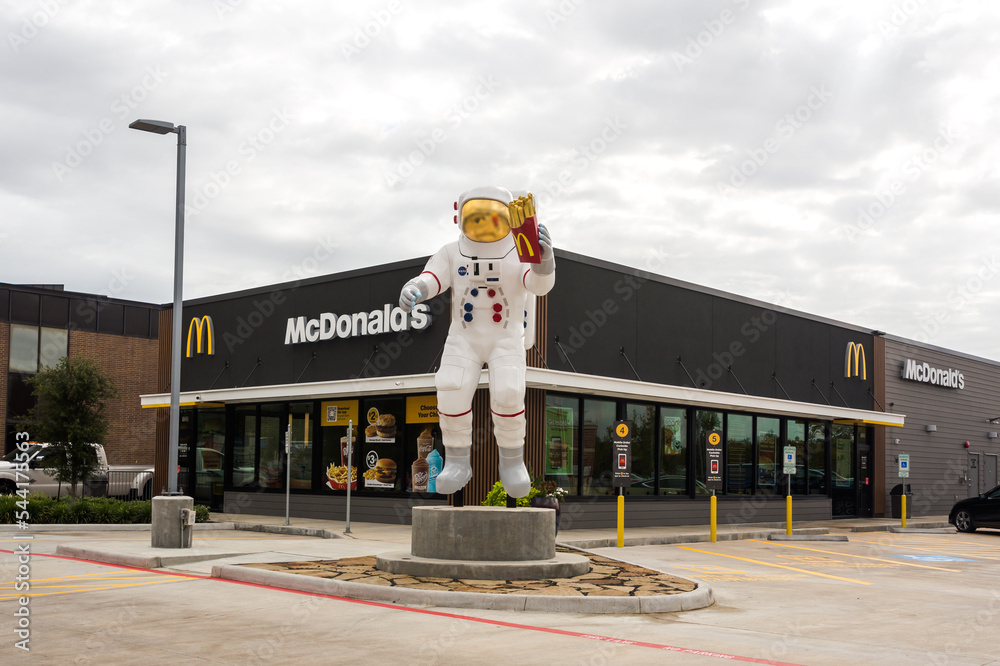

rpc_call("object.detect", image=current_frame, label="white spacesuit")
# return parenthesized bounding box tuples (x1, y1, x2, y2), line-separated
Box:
(398, 186, 555, 498)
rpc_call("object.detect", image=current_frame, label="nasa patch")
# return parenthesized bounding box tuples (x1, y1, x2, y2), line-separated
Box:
(458, 265, 468, 276)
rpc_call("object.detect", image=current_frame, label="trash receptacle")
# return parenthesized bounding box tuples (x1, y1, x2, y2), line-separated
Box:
(890, 483, 911, 519)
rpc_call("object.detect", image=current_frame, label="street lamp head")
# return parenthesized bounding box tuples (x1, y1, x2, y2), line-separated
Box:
(129, 119, 176, 135)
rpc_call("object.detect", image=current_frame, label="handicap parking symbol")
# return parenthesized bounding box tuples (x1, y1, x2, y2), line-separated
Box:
(888, 554, 976, 563)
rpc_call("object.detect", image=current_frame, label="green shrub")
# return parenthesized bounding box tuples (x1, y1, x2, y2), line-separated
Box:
(0, 495, 208, 524)
(481, 480, 541, 507)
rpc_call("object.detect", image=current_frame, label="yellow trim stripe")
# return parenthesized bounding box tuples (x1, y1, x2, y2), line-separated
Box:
(141, 401, 225, 409)
(676, 546, 872, 585)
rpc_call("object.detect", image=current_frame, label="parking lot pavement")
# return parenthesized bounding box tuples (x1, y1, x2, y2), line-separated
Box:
(589, 530, 1000, 665)
(4, 525, 1000, 665)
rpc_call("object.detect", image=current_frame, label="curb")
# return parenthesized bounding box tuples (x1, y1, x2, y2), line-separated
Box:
(889, 527, 956, 534)
(56, 544, 252, 569)
(767, 534, 849, 542)
(232, 523, 341, 539)
(562, 527, 830, 549)
(210, 564, 714, 614)
(851, 522, 952, 533)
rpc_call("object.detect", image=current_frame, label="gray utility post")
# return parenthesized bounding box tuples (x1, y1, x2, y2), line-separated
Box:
(129, 119, 186, 496)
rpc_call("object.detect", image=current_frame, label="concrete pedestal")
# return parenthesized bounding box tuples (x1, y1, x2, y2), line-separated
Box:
(151, 495, 193, 549)
(377, 506, 588, 580)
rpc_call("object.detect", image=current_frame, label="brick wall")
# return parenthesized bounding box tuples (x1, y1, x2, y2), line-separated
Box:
(0, 322, 8, 444)
(69, 331, 159, 465)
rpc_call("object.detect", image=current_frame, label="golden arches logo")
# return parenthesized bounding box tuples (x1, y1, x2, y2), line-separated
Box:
(845, 341, 866, 380)
(186, 316, 215, 357)
(514, 232, 536, 258)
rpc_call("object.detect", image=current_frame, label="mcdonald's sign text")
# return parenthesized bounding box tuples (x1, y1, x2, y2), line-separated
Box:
(901, 359, 964, 389)
(187, 316, 215, 357)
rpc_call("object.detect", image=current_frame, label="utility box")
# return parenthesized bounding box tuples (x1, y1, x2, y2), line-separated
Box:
(152, 495, 194, 548)
(889, 484, 911, 519)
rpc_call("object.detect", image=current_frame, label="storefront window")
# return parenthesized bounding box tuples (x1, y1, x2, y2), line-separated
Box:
(727, 414, 753, 495)
(404, 395, 440, 494)
(231, 406, 257, 489)
(832, 425, 855, 490)
(361, 398, 404, 492)
(289, 402, 313, 490)
(695, 410, 722, 496)
(659, 407, 687, 496)
(258, 404, 285, 490)
(193, 408, 226, 508)
(808, 422, 828, 494)
(625, 403, 655, 496)
(544, 395, 578, 495)
(787, 420, 807, 495)
(581, 399, 616, 496)
(756, 417, 780, 495)
(320, 400, 360, 492)
(832, 424, 856, 517)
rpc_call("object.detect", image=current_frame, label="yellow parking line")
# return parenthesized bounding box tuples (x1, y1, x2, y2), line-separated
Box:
(750, 540, 961, 572)
(0, 576, 173, 592)
(0, 577, 188, 600)
(676, 546, 872, 585)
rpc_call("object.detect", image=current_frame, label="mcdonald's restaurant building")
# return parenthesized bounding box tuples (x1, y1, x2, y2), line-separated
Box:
(140, 251, 1000, 528)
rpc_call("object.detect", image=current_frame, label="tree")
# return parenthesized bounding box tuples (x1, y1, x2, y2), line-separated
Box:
(19, 356, 119, 498)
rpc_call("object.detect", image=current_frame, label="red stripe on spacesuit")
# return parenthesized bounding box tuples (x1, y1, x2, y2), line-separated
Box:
(438, 408, 473, 418)
(491, 408, 525, 418)
(522, 269, 530, 288)
(421, 271, 442, 295)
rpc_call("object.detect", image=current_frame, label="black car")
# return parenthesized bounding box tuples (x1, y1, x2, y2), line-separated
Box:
(949, 484, 1000, 532)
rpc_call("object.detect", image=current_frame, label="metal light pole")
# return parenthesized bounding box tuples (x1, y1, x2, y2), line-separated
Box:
(129, 119, 186, 496)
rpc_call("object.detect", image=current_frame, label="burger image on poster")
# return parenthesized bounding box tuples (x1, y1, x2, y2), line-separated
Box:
(398, 186, 555, 498)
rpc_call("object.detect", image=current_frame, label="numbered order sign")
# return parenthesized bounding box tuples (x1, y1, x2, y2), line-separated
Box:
(612, 421, 632, 488)
(706, 430, 723, 492)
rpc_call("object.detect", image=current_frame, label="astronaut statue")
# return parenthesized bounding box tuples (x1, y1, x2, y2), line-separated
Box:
(398, 186, 555, 498)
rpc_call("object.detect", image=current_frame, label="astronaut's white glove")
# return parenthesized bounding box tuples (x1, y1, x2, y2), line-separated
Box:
(399, 281, 422, 312)
(533, 223, 555, 276)
(538, 223, 553, 261)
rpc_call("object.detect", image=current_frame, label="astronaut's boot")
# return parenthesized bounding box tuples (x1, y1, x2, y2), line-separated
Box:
(435, 447, 473, 495)
(498, 447, 531, 498)
(435, 410, 474, 495)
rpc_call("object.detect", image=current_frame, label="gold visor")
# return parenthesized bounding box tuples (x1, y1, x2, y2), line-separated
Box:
(461, 199, 511, 242)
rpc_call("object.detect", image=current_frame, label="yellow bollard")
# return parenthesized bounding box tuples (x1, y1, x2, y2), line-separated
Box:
(786, 494, 793, 535)
(616, 493, 624, 547)
(710, 494, 717, 543)
(901, 493, 907, 529)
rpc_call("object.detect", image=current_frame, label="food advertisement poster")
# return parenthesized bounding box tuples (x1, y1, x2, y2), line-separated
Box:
(364, 407, 397, 489)
(406, 396, 439, 424)
(545, 405, 574, 474)
(662, 416, 684, 455)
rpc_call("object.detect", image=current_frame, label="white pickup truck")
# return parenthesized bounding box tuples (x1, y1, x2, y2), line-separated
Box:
(0, 443, 153, 499)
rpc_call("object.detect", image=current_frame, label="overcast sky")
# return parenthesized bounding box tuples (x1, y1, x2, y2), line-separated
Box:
(3, 1, 999, 361)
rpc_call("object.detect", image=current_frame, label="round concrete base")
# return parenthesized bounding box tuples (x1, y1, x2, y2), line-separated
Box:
(376, 550, 590, 580)
(411, 506, 556, 561)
